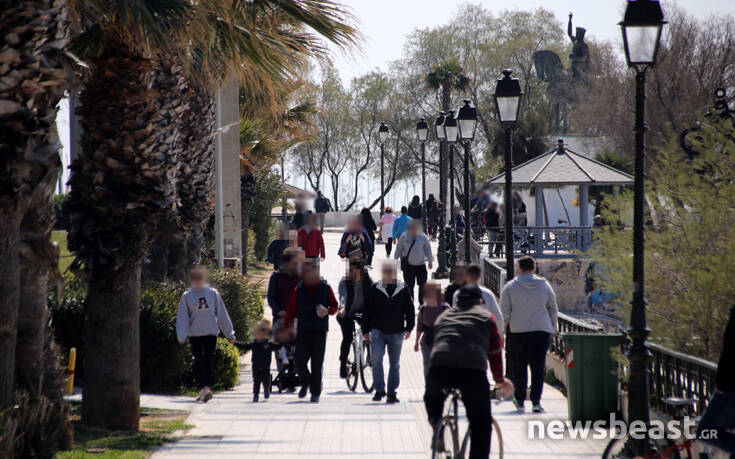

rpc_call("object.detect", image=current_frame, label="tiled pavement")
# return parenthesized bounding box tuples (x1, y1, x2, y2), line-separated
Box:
(154, 231, 607, 458)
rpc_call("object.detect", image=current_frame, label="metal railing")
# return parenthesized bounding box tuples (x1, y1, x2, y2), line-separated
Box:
(467, 224, 595, 257)
(548, 313, 718, 417)
(482, 256, 506, 297)
(549, 312, 604, 360)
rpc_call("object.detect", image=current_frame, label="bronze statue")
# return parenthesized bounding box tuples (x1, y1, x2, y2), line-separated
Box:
(532, 12, 590, 134)
(568, 12, 589, 79)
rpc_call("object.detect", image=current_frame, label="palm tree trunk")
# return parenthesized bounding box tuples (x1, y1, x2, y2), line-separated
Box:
(167, 232, 188, 281)
(81, 260, 142, 430)
(17, 262, 49, 396)
(0, 209, 21, 407)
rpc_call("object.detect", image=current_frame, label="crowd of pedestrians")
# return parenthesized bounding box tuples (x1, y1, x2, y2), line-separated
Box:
(176, 192, 566, 458)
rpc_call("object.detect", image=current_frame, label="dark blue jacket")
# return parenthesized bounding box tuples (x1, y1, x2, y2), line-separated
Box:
(296, 281, 331, 333)
(242, 340, 274, 369)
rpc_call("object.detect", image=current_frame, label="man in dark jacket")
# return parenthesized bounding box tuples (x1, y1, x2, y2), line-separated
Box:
(284, 262, 338, 402)
(425, 285, 513, 459)
(697, 306, 735, 453)
(267, 252, 300, 319)
(443, 262, 467, 304)
(407, 195, 422, 220)
(363, 261, 415, 404)
(314, 190, 332, 232)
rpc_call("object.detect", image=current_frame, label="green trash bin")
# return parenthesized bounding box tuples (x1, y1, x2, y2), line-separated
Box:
(561, 333, 624, 423)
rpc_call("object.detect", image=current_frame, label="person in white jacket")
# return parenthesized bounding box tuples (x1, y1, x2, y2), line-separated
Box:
(500, 256, 558, 414)
(176, 266, 235, 402)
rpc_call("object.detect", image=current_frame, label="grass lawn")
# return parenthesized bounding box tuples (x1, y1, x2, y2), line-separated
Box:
(59, 404, 192, 459)
(52, 230, 73, 273)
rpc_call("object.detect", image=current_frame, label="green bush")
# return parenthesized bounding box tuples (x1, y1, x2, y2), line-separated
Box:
(212, 338, 239, 390)
(208, 268, 264, 343)
(54, 194, 71, 230)
(49, 268, 263, 393)
(139, 281, 191, 392)
(48, 274, 86, 380)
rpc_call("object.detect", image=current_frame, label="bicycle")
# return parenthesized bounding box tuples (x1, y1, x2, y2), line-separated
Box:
(344, 313, 373, 393)
(602, 396, 724, 459)
(431, 387, 505, 459)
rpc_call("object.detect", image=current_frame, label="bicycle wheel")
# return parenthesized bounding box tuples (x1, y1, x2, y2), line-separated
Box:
(345, 340, 358, 391)
(360, 340, 374, 393)
(491, 417, 503, 459)
(432, 419, 461, 459)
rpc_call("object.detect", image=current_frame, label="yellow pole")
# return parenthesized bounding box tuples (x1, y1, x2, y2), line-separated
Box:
(66, 347, 76, 395)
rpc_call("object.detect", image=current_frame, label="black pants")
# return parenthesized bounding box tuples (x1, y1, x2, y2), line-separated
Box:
(337, 315, 355, 363)
(385, 237, 393, 257)
(366, 231, 375, 265)
(403, 264, 428, 304)
(295, 331, 327, 395)
(190, 335, 217, 388)
(424, 366, 492, 459)
(253, 367, 270, 395)
(507, 331, 550, 404)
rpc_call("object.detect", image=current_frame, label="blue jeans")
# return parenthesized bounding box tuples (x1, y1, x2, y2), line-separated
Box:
(697, 390, 735, 453)
(371, 329, 403, 395)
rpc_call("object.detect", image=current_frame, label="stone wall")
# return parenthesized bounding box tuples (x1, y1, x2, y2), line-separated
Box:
(535, 258, 592, 313)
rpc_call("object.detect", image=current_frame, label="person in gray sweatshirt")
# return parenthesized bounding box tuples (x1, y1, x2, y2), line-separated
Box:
(176, 266, 236, 402)
(500, 256, 558, 413)
(393, 219, 434, 304)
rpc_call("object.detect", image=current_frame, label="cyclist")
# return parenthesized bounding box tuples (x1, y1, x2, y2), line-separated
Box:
(424, 285, 513, 459)
(337, 259, 372, 378)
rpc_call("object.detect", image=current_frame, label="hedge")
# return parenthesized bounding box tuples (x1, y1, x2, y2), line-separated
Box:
(49, 268, 263, 393)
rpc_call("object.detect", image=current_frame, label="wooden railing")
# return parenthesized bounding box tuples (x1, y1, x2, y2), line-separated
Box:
(548, 313, 718, 417)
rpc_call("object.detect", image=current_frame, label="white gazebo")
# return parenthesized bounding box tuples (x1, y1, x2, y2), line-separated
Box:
(486, 139, 633, 253)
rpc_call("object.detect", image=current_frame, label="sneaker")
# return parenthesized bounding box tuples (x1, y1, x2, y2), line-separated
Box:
(513, 398, 525, 412)
(372, 392, 386, 402)
(298, 385, 309, 399)
(532, 403, 545, 413)
(252, 394, 259, 402)
(264, 390, 270, 400)
(339, 361, 348, 379)
(386, 394, 399, 404)
(310, 394, 320, 403)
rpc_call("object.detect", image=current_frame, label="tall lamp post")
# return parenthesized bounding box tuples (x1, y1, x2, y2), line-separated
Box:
(443, 111, 458, 269)
(620, 0, 666, 455)
(433, 112, 449, 277)
(416, 118, 429, 231)
(457, 100, 478, 263)
(493, 69, 523, 280)
(378, 122, 389, 215)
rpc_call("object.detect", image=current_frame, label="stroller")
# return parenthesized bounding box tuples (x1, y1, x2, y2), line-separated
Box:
(272, 343, 298, 393)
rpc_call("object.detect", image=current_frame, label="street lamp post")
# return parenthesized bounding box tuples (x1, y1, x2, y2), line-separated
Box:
(620, 0, 666, 455)
(379, 122, 389, 215)
(444, 111, 458, 269)
(433, 112, 449, 277)
(493, 69, 523, 280)
(457, 100, 478, 263)
(416, 118, 429, 231)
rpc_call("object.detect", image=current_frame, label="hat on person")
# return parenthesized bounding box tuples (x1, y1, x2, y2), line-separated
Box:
(456, 285, 483, 309)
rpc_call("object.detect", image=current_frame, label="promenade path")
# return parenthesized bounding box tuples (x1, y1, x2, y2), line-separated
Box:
(154, 231, 607, 458)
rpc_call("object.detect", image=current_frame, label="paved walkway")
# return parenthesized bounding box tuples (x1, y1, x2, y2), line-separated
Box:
(154, 231, 607, 458)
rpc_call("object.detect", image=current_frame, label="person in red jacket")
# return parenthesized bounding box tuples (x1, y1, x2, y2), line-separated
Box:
(298, 213, 326, 260)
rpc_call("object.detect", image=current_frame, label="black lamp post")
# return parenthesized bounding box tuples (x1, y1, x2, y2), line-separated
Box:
(444, 110, 458, 269)
(620, 1, 666, 455)
(433, 112, 449, 277)
(457, 99, 478, 263)
(493, 69, 523, 280)
(378, 122, 389, 215)
(416, 118, 429, 231)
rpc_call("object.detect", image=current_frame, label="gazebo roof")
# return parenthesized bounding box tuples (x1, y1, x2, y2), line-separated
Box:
(487, 140, 633, 186)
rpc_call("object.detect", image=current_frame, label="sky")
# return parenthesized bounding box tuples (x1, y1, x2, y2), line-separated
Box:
(328, 0, 733, 84)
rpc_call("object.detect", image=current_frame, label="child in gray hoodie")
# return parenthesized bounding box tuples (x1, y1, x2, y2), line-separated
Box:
(177, 266, 236, 402)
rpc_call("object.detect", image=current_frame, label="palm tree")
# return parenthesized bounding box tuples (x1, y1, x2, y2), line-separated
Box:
(424, 59, 469, 244)
(0, 0, 73, 407)
(65, 0, 358, 429)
